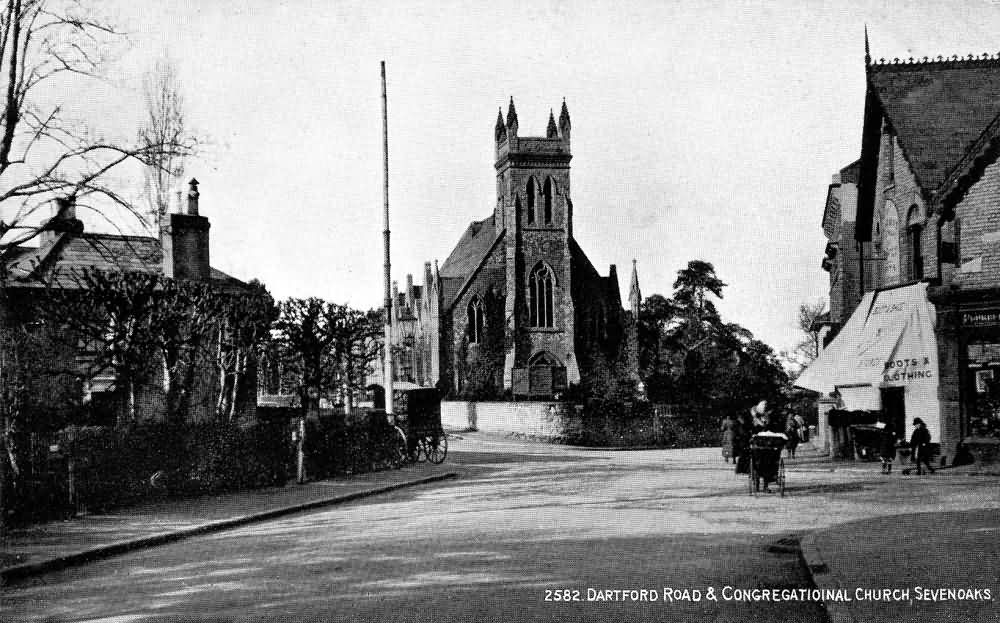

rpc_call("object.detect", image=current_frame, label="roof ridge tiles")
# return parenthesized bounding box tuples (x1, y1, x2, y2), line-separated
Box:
(870, 52, 1000, 71)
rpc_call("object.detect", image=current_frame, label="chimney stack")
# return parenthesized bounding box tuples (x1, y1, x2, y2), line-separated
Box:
(40, 196, 83, 247)
(161, 178, 211, 281)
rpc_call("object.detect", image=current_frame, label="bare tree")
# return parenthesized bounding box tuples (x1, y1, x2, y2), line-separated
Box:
(138, 54, 187, 233)
(0, 1, 195, 269)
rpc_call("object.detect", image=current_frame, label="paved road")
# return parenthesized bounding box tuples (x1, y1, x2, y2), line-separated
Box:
(3, 435, 998, 622)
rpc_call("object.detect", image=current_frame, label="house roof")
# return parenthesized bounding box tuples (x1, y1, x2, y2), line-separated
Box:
(867, 58, 1000, 191)
(4, 232, 245, 289)
(857, 57, 1000, 240)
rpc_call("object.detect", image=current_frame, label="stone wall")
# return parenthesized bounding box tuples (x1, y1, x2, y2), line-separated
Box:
(442, 400, 571, 437)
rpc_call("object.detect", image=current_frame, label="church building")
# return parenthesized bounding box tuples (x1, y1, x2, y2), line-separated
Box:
(389, 99, 641, 399)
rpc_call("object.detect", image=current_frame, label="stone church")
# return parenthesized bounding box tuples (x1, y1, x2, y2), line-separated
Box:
(388, 99, 641, 399)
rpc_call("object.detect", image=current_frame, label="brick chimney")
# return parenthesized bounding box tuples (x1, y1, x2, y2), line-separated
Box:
(161, 178, 211, 281)
(40, 196, 84, 247)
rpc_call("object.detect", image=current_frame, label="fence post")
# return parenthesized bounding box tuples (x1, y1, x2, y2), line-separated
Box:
(296, 416, 306, 484)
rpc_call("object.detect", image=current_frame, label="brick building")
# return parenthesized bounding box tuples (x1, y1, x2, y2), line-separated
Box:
(385, 100, 641, 399)
(1, 180, 258, 426)
(800, 44, 1000, 462)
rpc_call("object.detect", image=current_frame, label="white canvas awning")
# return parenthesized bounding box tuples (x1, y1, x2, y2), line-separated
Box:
(796, 282, 938, 396)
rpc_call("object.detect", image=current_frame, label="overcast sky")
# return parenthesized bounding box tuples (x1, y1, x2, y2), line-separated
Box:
(20, 0, 1000, 355)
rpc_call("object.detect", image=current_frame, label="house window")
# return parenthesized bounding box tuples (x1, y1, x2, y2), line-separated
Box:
(526, 178, 536, 224)
(529, 263, 554, 327)
(467, 297, 484, 343)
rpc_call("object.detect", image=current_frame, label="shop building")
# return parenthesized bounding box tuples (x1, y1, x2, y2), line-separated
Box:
(799, 44, 1000, 463)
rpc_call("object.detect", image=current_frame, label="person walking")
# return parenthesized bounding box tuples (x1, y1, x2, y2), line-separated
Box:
(878, 421, 897, 474)
(909, 417, 936, 475)
(721, 415, 737, 463)
(785, 414, 800, 459)
(794, 413, 808, 442)
(734, 412, 752, 475)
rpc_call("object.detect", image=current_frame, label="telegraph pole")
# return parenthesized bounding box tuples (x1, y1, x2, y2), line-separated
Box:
(381, 61, 394, 418)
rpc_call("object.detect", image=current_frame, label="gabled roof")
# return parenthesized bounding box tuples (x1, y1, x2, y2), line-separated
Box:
(439, 215, 496, 278)
(867, 58, 1000, 191)
(438, 215, 505, 309)
(858, 57, 1000, 240)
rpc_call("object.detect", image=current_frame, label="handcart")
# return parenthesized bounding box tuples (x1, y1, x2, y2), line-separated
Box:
(392, 387, 447, 465)
(748, 432, 787, 496)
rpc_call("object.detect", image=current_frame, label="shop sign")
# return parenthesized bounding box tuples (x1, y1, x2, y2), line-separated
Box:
(963, 310, 1000, 327)
(882, 356, 934, 384)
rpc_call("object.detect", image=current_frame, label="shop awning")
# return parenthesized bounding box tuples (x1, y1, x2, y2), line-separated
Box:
(795, 282, 938, 395)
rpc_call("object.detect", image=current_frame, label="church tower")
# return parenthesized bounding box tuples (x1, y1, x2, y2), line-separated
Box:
(495, 98, 580, 389)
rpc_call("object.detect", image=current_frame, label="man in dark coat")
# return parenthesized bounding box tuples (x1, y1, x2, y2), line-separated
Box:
(909, 418, 935, 475)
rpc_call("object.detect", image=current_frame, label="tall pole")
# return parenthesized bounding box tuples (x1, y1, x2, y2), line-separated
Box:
(381, 61, 394, 418)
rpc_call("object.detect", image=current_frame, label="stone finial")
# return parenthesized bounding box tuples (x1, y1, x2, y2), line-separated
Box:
(495, 108, 507, 142)
(559, 99, 571, 130)
(187, 178, 200, 216)
(506, 97, 518, 130)
(547, 109, 558, 138)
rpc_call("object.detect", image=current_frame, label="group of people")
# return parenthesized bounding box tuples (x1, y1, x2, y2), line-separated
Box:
(722, 406, 938, 476)
(878, 417, 936, 475)
(721, 403, 806, 467)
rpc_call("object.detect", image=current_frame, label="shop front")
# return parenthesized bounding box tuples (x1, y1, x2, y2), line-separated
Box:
(797, 283, 941, 458)
(927, 292, 1000, 464)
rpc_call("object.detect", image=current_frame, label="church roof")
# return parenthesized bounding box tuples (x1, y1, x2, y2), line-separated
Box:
(867, 58, 1000, 191)
(439, 215, 497, 278)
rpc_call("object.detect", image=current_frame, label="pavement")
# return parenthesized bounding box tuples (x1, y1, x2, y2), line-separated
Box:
(1, 462, 457, 586)
(2, 436, 998, 623)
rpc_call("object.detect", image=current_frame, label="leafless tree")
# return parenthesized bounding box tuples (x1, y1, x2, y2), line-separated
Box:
(0, 1, 195, 268)
(138, 54, 187, 233)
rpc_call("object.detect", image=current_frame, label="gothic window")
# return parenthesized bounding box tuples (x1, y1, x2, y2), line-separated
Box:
(467, 297, 485, 343)
(526, 178, 536, 224)
(529, 263, 555, 328)
(907, 205, 923, 280)
(881, 200, 900, 284)
(543, 177, 553, 224)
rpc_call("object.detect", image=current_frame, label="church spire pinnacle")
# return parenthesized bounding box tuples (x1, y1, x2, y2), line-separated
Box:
(629, 259, 641, 313)
(864, 25, 871, 66)
(558, 98, 571, 142)
(506, 97, 518, 129)
(547, 108, 558, 138)
(495, 107, 507, 142)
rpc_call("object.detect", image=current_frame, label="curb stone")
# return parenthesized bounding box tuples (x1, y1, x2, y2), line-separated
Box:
(799, 532, 854, 623)
(1, 472, 458, 586)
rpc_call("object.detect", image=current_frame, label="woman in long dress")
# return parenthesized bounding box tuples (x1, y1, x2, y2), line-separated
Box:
(721, 415, 736, 462)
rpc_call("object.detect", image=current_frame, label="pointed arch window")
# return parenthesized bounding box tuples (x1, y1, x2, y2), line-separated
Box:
(529, 263, 554, 327)
(526, 178, 536, 224)
(468, 297, 485, 344)
(907, 205, 923, 280)
(543, 177, 553, 224)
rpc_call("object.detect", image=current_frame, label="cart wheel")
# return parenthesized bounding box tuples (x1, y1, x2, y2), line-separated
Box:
(423, 433, 448, 464)
(778, 458, 786, 497)
(748, 463, 756, 496)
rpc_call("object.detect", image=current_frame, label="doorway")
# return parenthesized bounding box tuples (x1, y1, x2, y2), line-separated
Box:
(880, 387, 905, 438)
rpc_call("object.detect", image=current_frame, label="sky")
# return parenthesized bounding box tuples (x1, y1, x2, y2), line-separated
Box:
(15, 0, 1000, 356)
